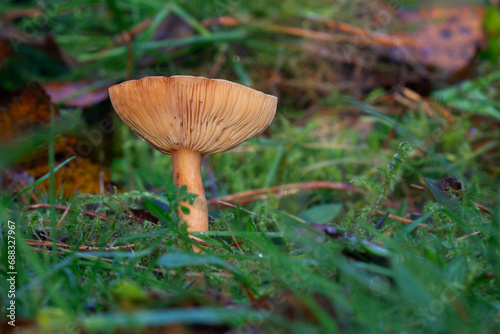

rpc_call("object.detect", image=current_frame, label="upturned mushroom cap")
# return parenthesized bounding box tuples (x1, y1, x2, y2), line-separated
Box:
(108, 76, 277, 155)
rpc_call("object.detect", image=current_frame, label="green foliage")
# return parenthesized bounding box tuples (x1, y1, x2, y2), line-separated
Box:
(432, 70, 500, 120)
(2, 119, 499, 332)
(483, 6, 500, 64)
(297, 203, 343, 224)
(351, 141, 413, 225)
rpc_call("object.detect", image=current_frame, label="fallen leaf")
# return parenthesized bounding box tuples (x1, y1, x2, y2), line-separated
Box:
(129, 208, 161, 224)
(0, 83, 112, 196)
(251, 290, 339, 326)
(301, 5, 486, 97)
(422, 176, 465, 211)
(43, 81, 111, 108)
(0, 38, 12, 69)
(392, 7, 485, 78)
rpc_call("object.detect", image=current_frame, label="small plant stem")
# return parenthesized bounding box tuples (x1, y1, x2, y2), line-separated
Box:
(171, 149, 208, 232)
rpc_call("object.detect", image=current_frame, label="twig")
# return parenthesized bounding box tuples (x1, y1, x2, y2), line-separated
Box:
(202, 16, 238, 27)
(18, 179, 40, 204)
(322, 20, 418, 47)
(55, 204, 71, 230)
(17, 189, 29, 206)
(455, 231, 481, 244)
(209, 52, 227, 77)
(265, 23, 417, 47)
(374, 210, 430, 229)
(208, 181, 363, 209)
(188, 237, 219, 250)
(410, 184, 425, 191)
(281, 210, 307, 224)
(113, 18, 153, 46)
(201, 15, 417, 47)
(2, 8, 42, 20)
(232, 236, 245, 254)
(401, 88, 455, 122)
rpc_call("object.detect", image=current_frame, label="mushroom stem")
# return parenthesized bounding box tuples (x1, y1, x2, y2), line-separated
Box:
(171, 149, 208, 232)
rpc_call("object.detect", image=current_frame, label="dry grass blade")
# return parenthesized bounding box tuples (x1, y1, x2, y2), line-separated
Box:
(322, 20, 418, 47)
(262, 22, 418, 47)
(18, 179, 40, 204)
(455, 231, 481, 244)
(113, 18, 153, 46)
(374, 210, 431, 229)
(402, 88, 455, 121)
(55, 204, 71, 230)
(1, 8, 42, 21)
(208, 181, 364, 209)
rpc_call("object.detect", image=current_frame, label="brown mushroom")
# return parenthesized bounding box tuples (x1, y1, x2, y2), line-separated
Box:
(109, 75, 277, 232)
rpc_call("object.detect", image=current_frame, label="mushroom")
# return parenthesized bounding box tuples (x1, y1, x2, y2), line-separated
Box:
(109, 75, 277, 232)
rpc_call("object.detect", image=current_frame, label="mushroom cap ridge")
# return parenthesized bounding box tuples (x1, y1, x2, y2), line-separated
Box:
(109, 75, 277, 155)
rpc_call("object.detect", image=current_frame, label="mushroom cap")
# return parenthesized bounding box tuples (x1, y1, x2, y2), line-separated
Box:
(109, 75, 277, 155)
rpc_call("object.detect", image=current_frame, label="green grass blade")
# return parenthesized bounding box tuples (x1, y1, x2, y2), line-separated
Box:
(49, 106, 57, 259)
(400, 211, 435, 237)
(264, 144, 285, 187)
(78, 29, 246, 61)
(82, 307, 252, 332)
(171, 3, 210, 35)
(9, 156, 76, 203)
(345, 97, 426, 149)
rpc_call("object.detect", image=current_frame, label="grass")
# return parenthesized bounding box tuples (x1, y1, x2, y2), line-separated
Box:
(1, 0, 500, 333)
(1, 105, 499, 332)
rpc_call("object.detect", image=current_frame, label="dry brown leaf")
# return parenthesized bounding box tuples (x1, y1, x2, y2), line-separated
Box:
(392, 7, 485, 77)
(43, 81, 111, 108)
(0, 38, 12, 69)
(0, 83, 111, 196)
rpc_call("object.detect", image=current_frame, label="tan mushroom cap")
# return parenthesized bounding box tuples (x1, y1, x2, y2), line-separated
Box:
(109, 75, 277, 156)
